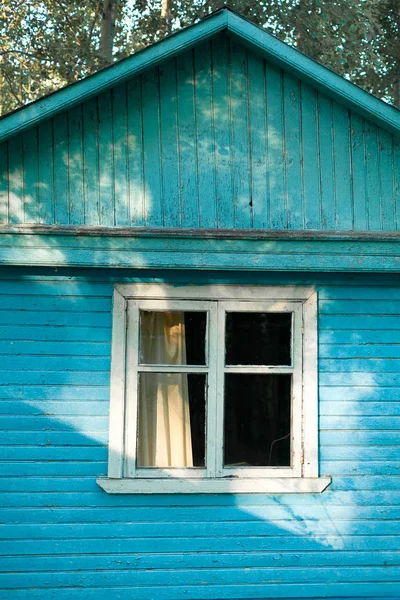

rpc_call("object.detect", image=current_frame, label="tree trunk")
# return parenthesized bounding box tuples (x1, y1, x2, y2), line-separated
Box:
(393, 75, 400, 108)
(161, 0, 172, 35)
(100, 0, 119, 63)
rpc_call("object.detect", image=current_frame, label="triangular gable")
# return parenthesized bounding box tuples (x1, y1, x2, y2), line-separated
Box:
(0, 7, 400, 143)
(1, 31, 399, 232)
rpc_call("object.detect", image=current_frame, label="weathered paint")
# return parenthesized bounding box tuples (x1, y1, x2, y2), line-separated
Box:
(1, 34, 400, 232)
(0, 269, 400, 598)
(0, 231, 400, 272)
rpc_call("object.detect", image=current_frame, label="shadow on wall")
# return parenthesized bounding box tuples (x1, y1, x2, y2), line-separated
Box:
(0, 400, 399, 599)
(0, 272, 399, 598)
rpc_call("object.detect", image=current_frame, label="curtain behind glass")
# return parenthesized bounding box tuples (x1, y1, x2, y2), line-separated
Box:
(137, 312, 193, 467)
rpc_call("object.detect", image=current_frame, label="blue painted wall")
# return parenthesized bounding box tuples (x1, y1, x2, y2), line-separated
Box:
(1, 32, 400, 231)
(0, 268, 399, 599)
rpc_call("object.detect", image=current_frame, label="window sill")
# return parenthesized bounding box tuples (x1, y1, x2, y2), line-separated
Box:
(97, 476, 332, 494)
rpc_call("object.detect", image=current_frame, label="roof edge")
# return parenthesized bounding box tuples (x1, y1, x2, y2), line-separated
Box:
(1, 7, 400, 143)
(226, 11, 400, 136)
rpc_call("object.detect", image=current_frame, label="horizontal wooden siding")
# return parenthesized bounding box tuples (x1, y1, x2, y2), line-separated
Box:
(0, 271, 399, 598)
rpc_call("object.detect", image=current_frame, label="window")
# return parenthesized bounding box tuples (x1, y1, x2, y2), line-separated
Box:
(97, 284, 331, 494)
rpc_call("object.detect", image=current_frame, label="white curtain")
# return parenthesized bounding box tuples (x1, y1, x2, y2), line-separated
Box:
(137, 311, 193, 468)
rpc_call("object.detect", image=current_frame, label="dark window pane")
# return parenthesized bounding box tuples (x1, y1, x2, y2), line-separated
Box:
(224, 374, 291, 467)
(137, 373, 206, 468)
(225, 312, 291, 365)
(140, 311, 207, 365)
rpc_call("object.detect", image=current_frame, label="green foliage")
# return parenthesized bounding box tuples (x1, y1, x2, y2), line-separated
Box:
(1, 0, 399, 116)
(0, 0, 107, 114)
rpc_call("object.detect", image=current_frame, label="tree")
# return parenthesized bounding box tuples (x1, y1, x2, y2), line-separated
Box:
(1, 0, 399, 117)
(0, 0, 104, 115)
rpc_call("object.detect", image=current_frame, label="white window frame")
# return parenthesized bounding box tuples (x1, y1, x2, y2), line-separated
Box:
(97, 284, 331, 494)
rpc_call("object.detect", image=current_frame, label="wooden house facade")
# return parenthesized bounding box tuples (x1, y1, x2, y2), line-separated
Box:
(0, 8, 399, 598)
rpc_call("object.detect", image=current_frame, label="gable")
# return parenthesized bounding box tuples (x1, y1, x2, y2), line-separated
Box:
(1, 33, 399, 231)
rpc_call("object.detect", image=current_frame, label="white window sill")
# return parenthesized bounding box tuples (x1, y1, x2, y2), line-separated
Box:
(97, 476, 332, 494)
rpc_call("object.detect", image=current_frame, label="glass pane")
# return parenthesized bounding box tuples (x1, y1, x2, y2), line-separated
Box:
(139, 311, 207, 365)
(224, 374, 291, 467)
(225, 312, 292, 365)
(137, 373, 206, 468)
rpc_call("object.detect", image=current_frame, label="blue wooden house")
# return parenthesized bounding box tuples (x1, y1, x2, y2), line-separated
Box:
(0, 7, 399, 598)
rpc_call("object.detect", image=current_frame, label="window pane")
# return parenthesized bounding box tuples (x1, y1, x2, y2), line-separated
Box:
(225, 312, 292, 365)
(224, 374, 291, 467)
(139, 311, 207, 365)
(137, 373, 206, 468)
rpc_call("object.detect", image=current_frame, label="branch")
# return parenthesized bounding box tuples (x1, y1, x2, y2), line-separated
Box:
(1, 69, 23, 106)
(53, 0, 82, 46)
(0, 50, 41, 59)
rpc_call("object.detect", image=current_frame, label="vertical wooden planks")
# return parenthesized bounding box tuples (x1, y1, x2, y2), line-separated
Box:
(83, 98, 100, 225)
(142, 68, 163, 226)
(68, 105, 84, 225)
(194, 42, 217, 229)
(266, 64, 286, 229)
(159, 60, 180, 228)
(365, 123, 381, 230)
(332, 103, 353, 229)
(248, 54, 267, 229)
(378, 129, 395, 230)
(53, 113, 69, 224)
(212, 35, 234, 228)
(301, 83, 320, 229)
(112, 84, 129, 226)
(317, 95, 335, 229)
(38, 119, 54, 224)
(350, 114, 367, 230)
(22, 129, 39, 223)
(230, 42, 251, 228)
(127, 77, 145, 227)
(7, 134, 24, 224)
(98, 90, 114, 226)
(177, 50, 199, 227)
(0, 142, 8, 223)
(284, 73, 303, 229)
(2, 38, 400, 235)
